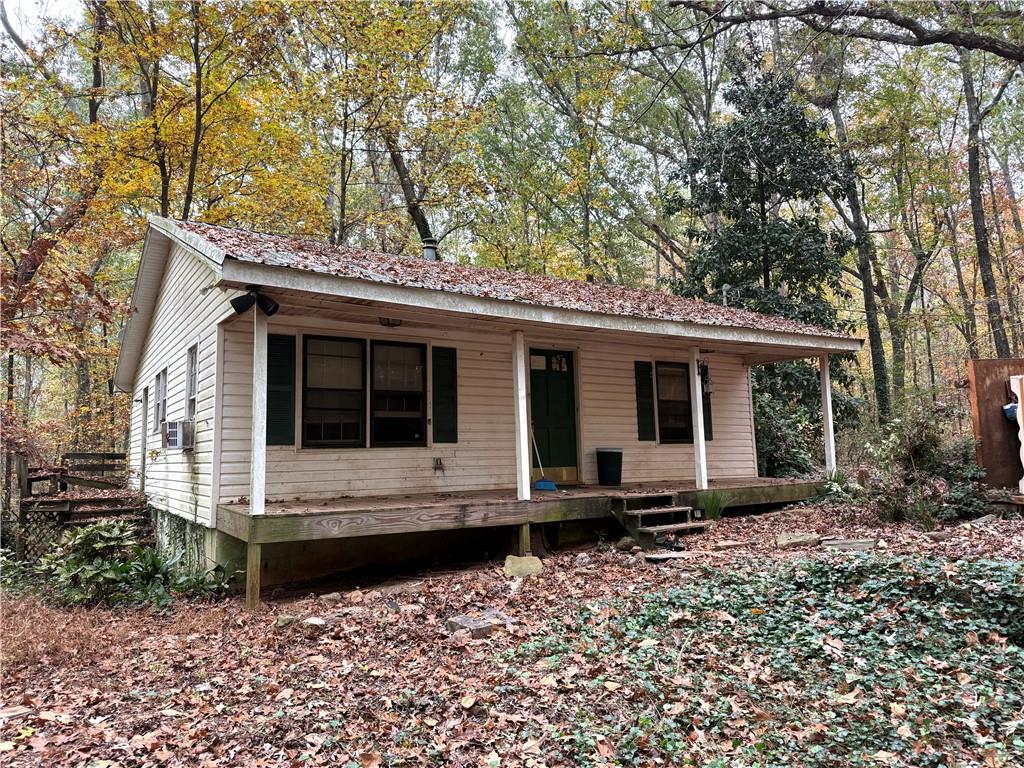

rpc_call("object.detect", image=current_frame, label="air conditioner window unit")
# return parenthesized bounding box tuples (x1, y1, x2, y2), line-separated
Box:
(162, 420, 195, 450)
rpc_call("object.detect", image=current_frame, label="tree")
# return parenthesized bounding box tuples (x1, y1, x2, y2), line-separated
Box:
(669, 68, 853, 474)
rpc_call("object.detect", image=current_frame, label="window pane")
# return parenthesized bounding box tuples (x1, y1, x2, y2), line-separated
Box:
(303, 337, 364, 447)
(656, 362, 692, 443)
(372, 343, 426, 446)
(656, 364, 689, 402)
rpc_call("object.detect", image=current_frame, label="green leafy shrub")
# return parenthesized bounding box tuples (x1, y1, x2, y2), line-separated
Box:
(5, 520, 234, 607)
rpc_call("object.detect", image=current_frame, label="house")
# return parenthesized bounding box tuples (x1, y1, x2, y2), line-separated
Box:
(114, 217, 862, 606)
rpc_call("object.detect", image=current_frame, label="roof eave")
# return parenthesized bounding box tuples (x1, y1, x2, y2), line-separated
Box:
(219, 258, 863, 355)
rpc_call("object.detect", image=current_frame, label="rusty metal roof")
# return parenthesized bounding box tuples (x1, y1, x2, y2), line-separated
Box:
(178, 220, 853, 340)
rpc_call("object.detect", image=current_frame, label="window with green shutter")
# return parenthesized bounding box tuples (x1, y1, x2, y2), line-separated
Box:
(432, 346, 458, 443)
(267, 334, 296, 445)
(634, 361, 656, 441)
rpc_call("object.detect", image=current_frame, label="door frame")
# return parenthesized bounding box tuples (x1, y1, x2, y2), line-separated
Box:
(526, 341, 582, 485)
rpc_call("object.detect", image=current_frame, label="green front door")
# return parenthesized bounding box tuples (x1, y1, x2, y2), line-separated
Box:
(529, 349, 578, 483)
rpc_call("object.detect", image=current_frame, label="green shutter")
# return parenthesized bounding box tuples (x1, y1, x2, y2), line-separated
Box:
(634, 361, 656, 441)
(700, 363, 713, 441)
(432, 346, 458, 443)
(267, 334, 295, 445)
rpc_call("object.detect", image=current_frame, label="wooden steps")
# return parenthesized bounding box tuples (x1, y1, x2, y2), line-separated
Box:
(609, 490, 709, 549)
(621, 505, 694, 519)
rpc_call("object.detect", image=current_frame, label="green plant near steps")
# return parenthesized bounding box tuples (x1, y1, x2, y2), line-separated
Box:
(1, 520, 235, 607)
(696, 489, 730, 520)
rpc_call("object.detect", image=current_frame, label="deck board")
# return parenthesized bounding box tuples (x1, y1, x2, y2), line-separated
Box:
(217, 478, 821, 544)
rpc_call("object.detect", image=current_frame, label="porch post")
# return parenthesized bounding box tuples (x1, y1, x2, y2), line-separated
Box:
(250, 311, 267, 517)
(512, 330, 531, 501)
(689, 347, 708, 490)
(820, 353, 836, 476)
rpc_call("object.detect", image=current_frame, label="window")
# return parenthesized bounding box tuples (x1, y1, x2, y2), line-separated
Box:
(432, 346, 458, 443)
(371, 341, 426, 446)
(656, 362, 692, 443)
(186, 344, 198, 420)
(152, 368, 167, 433)
(267, 334, 296, 445)
(653, 361, 713, 444)
(303, 336, 364, 447)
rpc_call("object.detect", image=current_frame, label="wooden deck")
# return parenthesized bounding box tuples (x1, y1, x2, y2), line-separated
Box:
(217, 477, 822, 545)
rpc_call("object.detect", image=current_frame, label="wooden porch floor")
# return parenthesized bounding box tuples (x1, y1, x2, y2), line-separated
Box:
(217, 477, 821, 545)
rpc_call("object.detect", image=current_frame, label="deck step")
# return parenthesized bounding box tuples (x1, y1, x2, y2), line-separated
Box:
(622, 505, 692, 518)
(636, 521, 710, 535)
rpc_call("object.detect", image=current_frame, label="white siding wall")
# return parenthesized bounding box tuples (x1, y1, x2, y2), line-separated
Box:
(217, 312, 758, 502)
(219, 316, 517, 501)
(127, 245, 228, 525)
(577, 344, 757, 483)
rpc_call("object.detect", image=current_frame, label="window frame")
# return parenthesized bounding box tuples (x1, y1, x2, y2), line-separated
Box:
(370, 339, 428, 448)
(301, 335, 366, 449)
(185, 343, 198, 421)
(152, 368, 167, 435)
(654, 361, 693, 444)
(651, 360, 714, 445)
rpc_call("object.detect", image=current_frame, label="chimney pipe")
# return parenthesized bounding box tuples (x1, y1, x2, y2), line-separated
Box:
(423, 237, 438, 261)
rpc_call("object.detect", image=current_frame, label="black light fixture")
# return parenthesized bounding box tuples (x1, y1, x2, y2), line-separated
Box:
(230, 285, 279, 316)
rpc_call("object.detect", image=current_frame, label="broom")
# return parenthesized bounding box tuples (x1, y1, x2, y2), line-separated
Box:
(531, 432, 558, 491)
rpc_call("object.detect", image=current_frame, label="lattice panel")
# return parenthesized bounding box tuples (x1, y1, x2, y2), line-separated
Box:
(18, 509, 64, 560)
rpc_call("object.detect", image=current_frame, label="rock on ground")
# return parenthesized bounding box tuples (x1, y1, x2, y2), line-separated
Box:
(503, 555, 543, 577)
(776, 532, 821, 550)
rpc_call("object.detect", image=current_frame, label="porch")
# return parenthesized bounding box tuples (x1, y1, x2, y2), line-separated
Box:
(220, 476, 822, 606)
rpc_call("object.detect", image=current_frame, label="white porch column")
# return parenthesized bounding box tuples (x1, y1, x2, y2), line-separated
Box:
(512, 330, 531, 501)
(250, 311, 268, 516)
(820, 353, 836, 476)
(689, 347, 708, 490)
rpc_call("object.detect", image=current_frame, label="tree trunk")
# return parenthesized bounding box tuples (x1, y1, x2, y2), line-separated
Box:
(829, 104, 890, 419)
(182, 1, 203, 221)
(958, 49, 1011, 357)
(382, 130, 434, 246)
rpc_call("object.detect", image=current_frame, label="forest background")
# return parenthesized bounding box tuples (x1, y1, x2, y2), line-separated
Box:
(2, 0, 1022, 515)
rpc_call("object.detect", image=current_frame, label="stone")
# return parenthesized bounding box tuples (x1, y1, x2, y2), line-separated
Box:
(320, 592, 343, 603)
(821, 538, 876, 552)
(615, 536, 636, 552)
(712, 540, 745, 551)
(447, 609, 513, 639)
(776, 532, 821, 550)
(275, 614, 298, 628)
(963, 514, 999, 527)
(300, 617, 328, 631)
(504, 554, 543, 577)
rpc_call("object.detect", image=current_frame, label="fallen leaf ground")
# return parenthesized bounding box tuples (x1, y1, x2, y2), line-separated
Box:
(2, 506, 1022, 767)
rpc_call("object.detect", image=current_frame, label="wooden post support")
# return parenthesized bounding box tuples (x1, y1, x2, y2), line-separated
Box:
(517, 522, 531, 555)
(512, 330, 531, 501)
(245, 541, 262, 611)
(1011, 375, 1024, 494)
(820, 354, 836, 476)
(250, 311, 268, 517)
(689, 347, 708, 490)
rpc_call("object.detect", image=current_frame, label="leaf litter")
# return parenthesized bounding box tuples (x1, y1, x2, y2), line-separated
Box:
(1, 505, 1022, 767)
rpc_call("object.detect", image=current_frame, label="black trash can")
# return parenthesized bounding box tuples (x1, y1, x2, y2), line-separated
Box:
(596, 448, 623, 486)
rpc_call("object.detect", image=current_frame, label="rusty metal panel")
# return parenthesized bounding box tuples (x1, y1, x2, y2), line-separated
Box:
(966, 358, 1024, 489)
